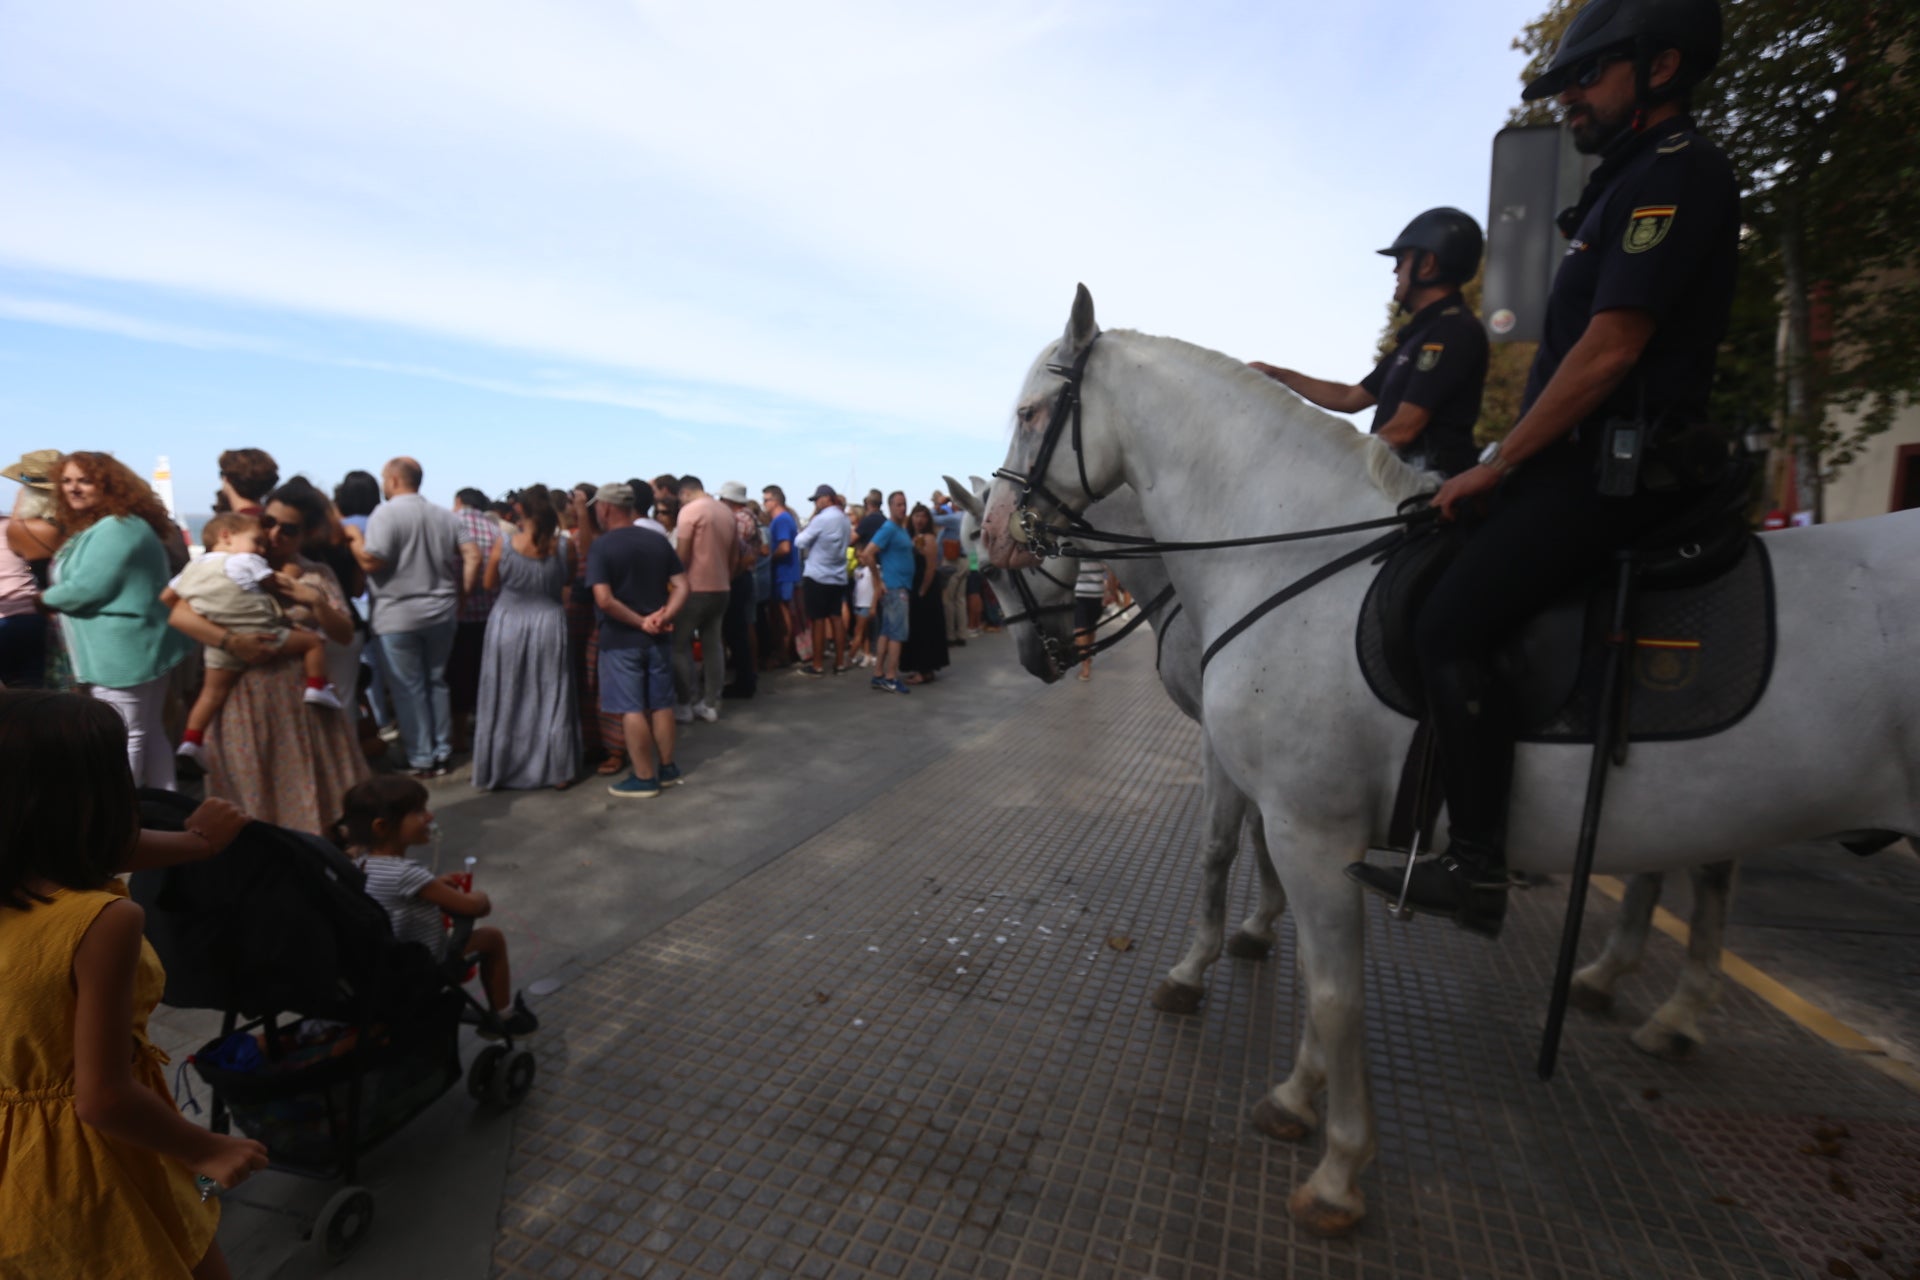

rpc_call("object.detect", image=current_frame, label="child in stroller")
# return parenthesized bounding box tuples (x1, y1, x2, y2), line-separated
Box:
(332, 776, 538, 1038)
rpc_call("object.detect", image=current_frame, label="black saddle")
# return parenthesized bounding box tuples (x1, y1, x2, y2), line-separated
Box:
(1357, 503, 1775, 745)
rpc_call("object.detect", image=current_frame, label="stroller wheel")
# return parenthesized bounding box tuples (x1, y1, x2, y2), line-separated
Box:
(312, 1186, 374, 1264)
(491, 1048, 537, 1108)
(468, 1044, 509, 1102)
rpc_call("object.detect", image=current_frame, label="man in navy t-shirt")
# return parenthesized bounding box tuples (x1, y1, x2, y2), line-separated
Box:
(587, 481, 689, 799)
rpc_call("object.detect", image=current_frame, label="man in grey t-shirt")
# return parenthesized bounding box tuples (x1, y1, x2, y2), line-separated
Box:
(344, 456, 477, 776)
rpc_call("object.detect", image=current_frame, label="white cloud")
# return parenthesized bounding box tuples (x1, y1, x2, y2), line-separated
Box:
(0, 1, 1544, 442)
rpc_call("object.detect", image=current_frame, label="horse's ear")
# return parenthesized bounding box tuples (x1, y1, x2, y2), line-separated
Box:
(944, 475, 983, 519)
(1062, 283, 1099, 361)
(969, 475, 989, 498)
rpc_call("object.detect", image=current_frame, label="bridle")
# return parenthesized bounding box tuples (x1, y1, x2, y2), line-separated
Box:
(992, 336, 1104, 561)
(990, 332, 1437, 674)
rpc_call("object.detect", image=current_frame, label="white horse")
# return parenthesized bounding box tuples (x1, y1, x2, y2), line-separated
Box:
(981, 286, 1920, 1236)
(947, 476, 1290, 1011)
(956, 474, 1743, 1058)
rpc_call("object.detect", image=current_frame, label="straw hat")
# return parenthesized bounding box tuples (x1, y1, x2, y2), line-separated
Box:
(1, 449, 61, 490)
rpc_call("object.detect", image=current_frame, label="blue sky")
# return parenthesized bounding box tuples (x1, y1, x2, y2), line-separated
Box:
(0, 0, 1548, 515)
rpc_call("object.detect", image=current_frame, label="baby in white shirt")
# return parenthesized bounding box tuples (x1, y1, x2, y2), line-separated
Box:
(166, 512, 342, 763)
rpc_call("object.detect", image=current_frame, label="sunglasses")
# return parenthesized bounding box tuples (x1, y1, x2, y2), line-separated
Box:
(1569, 51, 1631, 90)
(258, 514, 302, 536)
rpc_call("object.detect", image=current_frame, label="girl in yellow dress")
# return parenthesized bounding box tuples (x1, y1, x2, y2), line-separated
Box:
(0, 689, 268, 1279)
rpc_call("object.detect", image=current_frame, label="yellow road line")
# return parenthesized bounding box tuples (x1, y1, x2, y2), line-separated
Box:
(1589, 874, 1920, 1095)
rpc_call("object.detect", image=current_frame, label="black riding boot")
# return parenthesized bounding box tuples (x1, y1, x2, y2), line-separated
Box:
(1348, 658, 1515, 938)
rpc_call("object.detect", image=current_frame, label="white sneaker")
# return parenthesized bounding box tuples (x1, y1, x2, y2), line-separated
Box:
(304, 683, 345, 711)
(674, 704, 693, 724)
(177, 739, 205, 764)
(690, 701, 718, 723)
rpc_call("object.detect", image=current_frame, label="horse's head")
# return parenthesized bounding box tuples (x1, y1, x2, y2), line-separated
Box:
(1001, 557, 1081, 683)
(949, 472, 1074, 681)
(983, 284, 1117, 570)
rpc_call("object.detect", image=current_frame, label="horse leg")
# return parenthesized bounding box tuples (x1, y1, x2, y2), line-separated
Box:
(1253, 848, 1373, 1238)
(1569, 872, 1665, 1015)
(1253, 993, 1323, 1143)
(1152, 736, 1251, 1014)
(1631, 860, 1734, 1061)
(1224, 813, 1286, 959)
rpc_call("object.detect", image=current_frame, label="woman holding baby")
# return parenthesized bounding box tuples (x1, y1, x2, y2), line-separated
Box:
(167, 476, 369, 834)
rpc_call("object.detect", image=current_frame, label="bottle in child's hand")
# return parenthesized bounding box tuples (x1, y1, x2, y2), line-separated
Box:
(189, 1133, 269, 1193)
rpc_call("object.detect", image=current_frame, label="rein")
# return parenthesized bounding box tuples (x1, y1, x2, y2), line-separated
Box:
(992, 332, 1437, 671)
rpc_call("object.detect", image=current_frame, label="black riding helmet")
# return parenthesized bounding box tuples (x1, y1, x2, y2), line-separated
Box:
(1522, 0, 1721, 102)
(1377, 207, 1484, 290)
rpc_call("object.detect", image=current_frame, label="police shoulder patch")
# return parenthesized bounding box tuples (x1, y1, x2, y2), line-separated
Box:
(1623, 205, 1676, 254)
(1416, 343, 1443, 372)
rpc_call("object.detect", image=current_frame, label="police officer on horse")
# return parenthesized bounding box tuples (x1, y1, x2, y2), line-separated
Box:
(1347, 0, 1738, 936)
(1253, 207, 1490, 478)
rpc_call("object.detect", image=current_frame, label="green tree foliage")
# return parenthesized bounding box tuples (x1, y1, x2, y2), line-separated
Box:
(1507, 0, 1920, 493)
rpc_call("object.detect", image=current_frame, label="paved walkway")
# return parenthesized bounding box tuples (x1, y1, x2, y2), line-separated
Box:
(480, 638, 1920, 1280)
(162, 631, 1920, 1278)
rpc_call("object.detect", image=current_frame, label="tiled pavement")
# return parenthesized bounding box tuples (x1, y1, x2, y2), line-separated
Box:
(489, 639, 1920, 1280)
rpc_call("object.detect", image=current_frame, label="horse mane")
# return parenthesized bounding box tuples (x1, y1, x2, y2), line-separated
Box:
(1110, 330, 1441, 507)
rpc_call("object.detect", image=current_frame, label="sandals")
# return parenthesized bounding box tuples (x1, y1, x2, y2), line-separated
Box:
(595, 751, 629, 776)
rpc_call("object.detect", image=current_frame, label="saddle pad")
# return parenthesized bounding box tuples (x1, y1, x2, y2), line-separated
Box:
(1357, 535, 1776, 745)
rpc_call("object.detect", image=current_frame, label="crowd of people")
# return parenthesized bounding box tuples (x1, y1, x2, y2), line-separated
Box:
(0, 446, 1017, 1276)
(0, 446, 1008, 819)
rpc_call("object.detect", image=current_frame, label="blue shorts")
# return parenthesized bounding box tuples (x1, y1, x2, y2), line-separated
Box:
(878, 588, 910, 643)
(599, 640, 675, 714)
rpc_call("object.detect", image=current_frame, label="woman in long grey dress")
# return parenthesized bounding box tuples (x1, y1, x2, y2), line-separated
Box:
(472, 486, 580, 790)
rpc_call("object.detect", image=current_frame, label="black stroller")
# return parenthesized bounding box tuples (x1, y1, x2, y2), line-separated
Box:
(132, 790, 536, 1265)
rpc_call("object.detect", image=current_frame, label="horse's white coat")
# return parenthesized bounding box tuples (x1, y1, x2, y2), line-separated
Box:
(981, 289, 1920, 1233)
(963, 475, 1736, 1047)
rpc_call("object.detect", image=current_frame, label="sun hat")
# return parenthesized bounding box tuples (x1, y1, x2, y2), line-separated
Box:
(1, 449, 61, 490)
(718, 481, 749, 503)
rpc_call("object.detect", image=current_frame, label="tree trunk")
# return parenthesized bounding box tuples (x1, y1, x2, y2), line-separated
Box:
(1778, 207, 1822, 521)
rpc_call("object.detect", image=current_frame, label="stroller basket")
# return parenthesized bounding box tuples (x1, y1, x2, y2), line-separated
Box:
(192, 990, 464, 1174)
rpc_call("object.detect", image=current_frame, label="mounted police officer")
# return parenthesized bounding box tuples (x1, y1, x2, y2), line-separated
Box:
(1253, 207, 1490, 478)
(1347, 0, 1738, 936)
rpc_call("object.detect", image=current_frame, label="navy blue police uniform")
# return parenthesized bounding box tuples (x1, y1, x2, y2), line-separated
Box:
(1360, 292, 1491, 478)
(1408, 113, 1741, 854)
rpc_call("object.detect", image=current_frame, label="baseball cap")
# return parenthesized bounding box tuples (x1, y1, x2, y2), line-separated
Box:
(809, 484, 836, 502)
(595, 481, 637, 510)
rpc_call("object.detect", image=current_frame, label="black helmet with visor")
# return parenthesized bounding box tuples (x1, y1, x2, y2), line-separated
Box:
(1377, 207, 1484, 293)
(1522, 0, 1721, 104)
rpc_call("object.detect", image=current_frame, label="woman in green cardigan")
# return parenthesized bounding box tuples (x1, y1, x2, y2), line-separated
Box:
(37, 452, 191, 789)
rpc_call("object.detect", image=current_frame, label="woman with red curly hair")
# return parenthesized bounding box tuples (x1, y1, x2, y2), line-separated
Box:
(36, 453, 192, 789)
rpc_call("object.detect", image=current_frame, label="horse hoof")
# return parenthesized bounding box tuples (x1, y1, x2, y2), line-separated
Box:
(1631, 1024, 1699, 1062)
(1224, 931, 1274, 960)
(1150, 979, 1205, 1015)
(1567, 980, 1614, 1016)
(1250, 1096, 1314, 1143)
(1288, 1185, 1363, 1238)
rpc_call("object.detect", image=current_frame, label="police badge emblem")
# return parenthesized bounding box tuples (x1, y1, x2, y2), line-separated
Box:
(1415, 343, 1443, 372)
(1634, 638, 1699, 691)
(1623, 205, 1676, 254)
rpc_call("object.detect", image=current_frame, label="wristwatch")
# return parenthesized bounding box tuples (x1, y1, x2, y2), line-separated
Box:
(1479, 440, 1515, 475)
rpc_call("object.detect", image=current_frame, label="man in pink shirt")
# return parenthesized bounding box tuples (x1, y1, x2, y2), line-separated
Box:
(669, 475, 735, 723)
